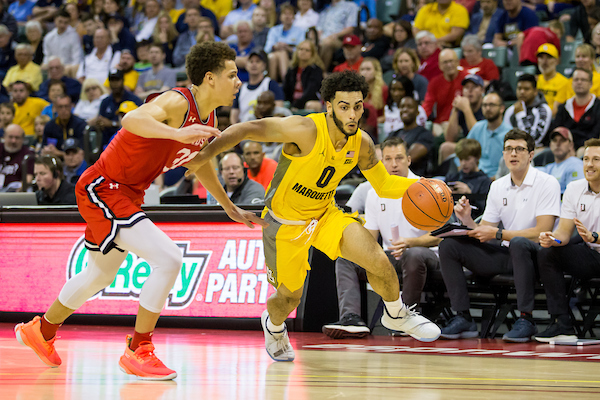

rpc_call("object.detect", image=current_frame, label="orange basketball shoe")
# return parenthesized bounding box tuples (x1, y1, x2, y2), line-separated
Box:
(14, 316, 62, 367)
(119, 335, 177, 381)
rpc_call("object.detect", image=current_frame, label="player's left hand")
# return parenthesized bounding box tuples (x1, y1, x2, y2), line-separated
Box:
(467, 225, 498, 242)
(225, 205, 269, 228)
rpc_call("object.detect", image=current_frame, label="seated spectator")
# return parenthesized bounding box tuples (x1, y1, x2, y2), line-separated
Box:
(242, 141, 278, 190)
(8, 0, 35, 26)
(31, 0, 61, 24)
(228, 20, 256, 82)
(3, 44, 42, 92)
(246, 90, 292, 122)
(333, 34, 363, 73)
(42, 10, 82, 77)
(11, 81, 48, 137)
(537, 127, 584, 193)
(466, 0, 503, 43)
(196, 17, 219, 44)
(316, 0, 359, 71)
(76, 28, 121, 85)
(96, 71, 143, 146)
(0, 101, 15, 137)
(554, 44, 600, 114)
(62, 137, 88, 185)
(42, 94, 87, 157)
(493, 0, 539, 48)
(389, 96, 434, 176)
(535, 139, 600, 343)
(81, 12, 101, 56)
(259, 0, 277, 29)
(104, 49, 139, 92)
(200, 0, 231, 26)
(293, 0, 319, 31)
(34, 156, 76, 205)
(0, 124, 33, 191)
(37, 57, 82, 104)
(459, 34, 499, 87)
(383, 76, 427, 139)
(133, 0, 160, 42)
(0, 24, 15, 82)
(536, 43, 569, 109)
(211, 152, 265, 205)
(251, 7, 270, 50)
(107, 13, 137, 56)
(413, 0, 469, 47)
(445, 74, 485, 144)
(516, 20, 563, 66)
(392, 48, 429, 101)
(231, 50, 284, 124)
(380, 20, 416, 73)
(23, 20, 43, 65)
(282, 40, 324, 112)
(134, 39, 153, 73)
(41, 79, 67, 119)
(135, 43, 176, 101)
(445, 138, 492, 216)
(175, 0, 219, 36)
(565, 0, 599, 43)
(0, 2, 17, 40)
(422, 48, 467, 127)
(265, 3, 305, 83)
(322, 137, 439, 338)
(221, 0, 256, 39)
(359, 58, 388, 122)
(553, 68, 600, 156)
(415, 31, 442, 82)
(64, 2, 85, 38)
(504, 74, 552, 148)
(440, 129, 560, 342)
(361, 18, 390, 60)
(32, 114, 49, 155)
(152, 12, 179, 67)
(73, 78, 108, 122)
(466, 92, 512, 177)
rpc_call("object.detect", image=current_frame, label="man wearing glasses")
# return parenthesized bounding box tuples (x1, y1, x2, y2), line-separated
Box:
(438, 129, 560, 342)
(465, 92, 512, 177)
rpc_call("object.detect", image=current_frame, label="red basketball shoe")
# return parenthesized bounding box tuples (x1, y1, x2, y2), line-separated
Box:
(15, 316, 62, 367)
(119, 335, 177, 380)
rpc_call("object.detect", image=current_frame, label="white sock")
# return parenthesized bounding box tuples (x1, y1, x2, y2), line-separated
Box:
(384, 294, 405, 318)
(267, 315, 285, 333)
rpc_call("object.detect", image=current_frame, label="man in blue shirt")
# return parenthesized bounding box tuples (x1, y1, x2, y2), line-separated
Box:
(8, 0, 35, 24)
(467, 0, 504, 44)
(493, 0, 539, 47)
(537, 127, 584, 193)
(467, 92, 512, 177)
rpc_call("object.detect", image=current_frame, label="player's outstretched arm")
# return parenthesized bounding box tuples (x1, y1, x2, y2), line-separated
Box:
(121, 91, 221, 143)
(358, 134, 417, 199)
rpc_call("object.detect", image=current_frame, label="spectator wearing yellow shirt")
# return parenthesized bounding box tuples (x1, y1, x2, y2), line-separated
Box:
(162, 0, 185, 24)
(102, 49, 139, 92)
(536, 43, 569, 111)
(3, 44, 43, 92)
(201, 0, 233, 25)
(553, 43, 600, 115)
(11, 81, 49, 137)
(413, 0, 469, 47)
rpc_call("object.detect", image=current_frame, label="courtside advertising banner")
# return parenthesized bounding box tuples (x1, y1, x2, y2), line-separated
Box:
(0, 222, 293, 318)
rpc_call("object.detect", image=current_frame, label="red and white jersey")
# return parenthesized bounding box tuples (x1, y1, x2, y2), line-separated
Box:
(94, 87, 215, 197)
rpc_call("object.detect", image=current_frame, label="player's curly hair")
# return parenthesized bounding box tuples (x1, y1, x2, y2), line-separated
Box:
(319, 70, 369, 104)
(186, 42, 237, 86)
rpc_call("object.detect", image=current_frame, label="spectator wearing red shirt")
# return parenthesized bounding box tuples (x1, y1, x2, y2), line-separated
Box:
(242, 141, 278, 190)
(422, 48, 468, 125)
(459, 34, 499, 87)
(415, 31, 442, 82)
(333, 35, 364, 73)
(517, 22, 563, 66)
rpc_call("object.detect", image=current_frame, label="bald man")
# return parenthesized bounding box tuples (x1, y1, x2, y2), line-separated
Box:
(422, 48, 468, 127)
(242, 141, 278, 190)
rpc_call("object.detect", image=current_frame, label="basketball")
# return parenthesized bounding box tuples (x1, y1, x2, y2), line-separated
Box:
(402, 179, 453, 231)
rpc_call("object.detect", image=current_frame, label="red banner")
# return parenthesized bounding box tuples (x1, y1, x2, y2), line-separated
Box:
(0, 222, 294, 318)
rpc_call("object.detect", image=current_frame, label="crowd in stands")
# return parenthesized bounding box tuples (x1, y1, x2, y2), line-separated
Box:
(1, 0, 600, 341)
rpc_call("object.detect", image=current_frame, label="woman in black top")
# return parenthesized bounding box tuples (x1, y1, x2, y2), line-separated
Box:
(282, 39, 323, 112)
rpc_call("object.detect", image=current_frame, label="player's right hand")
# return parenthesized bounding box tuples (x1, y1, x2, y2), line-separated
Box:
(175, 124, 221, 145)
(454, 195, 472, 224)
(539, 232, 554, 248)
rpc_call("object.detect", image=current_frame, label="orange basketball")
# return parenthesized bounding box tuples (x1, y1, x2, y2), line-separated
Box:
(402, 179, 453, 231)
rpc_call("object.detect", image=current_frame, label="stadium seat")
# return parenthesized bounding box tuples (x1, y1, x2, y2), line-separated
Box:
(383, 69, 395, 86)
(376, 0, 402, 24)
(482, 47, 507, 68)
(560, 40, 581, 66)
(501, 66, 537, 92)
(557, 64, 574, 78)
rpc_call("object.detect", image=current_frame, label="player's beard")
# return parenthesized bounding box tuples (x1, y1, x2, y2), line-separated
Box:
(331, 109, 359, 138)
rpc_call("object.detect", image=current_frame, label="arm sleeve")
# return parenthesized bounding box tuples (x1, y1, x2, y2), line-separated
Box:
(361, 161, 418, 199)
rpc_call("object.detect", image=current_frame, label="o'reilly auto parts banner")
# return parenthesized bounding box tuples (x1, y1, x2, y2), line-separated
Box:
(0, 222, 290, 318)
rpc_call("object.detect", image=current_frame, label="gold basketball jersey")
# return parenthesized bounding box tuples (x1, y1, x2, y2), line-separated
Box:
(265, 113, 362, 221)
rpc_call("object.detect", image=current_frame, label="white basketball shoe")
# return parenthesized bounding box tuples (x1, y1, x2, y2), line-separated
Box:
(381, 303, 441, 342)
(261, 310, 295, 362)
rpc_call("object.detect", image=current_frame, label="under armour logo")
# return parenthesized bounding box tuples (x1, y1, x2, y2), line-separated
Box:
(188, 116, 197, 123)
(109, 183, 119, 189)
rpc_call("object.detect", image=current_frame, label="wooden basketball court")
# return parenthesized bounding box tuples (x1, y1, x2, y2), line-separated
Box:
(2, 323, 600, 399)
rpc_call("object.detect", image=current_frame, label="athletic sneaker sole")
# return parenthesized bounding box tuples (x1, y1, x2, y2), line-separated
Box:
(439, 330, 480, 340)
(534, 334, 578, 343)
(322, 325, 370, 339)
(118, 360, 177, 381)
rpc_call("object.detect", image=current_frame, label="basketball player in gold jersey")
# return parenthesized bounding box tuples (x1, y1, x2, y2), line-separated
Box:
(188, 71, 441, 361)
